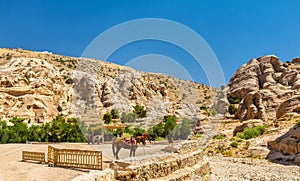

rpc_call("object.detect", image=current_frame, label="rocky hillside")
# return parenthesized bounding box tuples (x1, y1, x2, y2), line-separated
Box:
(226, 55, 300, 121)
(0, 48, 218, 127)
(219, 55, 300, 166)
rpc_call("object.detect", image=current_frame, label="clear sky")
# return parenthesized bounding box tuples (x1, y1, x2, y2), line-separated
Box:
(1, 0, 300, 87)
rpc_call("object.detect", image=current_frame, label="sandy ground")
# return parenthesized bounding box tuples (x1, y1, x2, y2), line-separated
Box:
(0, 142, 167, 181)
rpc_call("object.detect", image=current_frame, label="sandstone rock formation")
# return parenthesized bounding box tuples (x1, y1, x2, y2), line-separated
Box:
(0, 48, 218, 127)
(226, 55, 300, 121)
(267, 124, 300, 164)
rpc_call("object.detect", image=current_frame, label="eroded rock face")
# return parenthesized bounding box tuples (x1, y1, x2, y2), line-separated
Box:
(0, 48, 217, 125)
(267, 125, 300, 163)
(227, 55, 300, 121)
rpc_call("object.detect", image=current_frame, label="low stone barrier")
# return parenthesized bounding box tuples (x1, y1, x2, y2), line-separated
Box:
(110, 140, 210, 180)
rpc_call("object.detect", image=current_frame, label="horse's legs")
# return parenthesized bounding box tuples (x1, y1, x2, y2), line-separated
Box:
(116, 146, 121, 160)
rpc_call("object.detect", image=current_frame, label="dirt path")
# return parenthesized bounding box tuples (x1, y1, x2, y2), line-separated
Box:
(0, 143, 166, 181)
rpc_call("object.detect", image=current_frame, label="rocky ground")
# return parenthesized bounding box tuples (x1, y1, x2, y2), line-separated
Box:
(207, 154, 300, 181)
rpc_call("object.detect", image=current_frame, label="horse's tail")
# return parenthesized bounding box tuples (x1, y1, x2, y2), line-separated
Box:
(112, 140, 116, 157)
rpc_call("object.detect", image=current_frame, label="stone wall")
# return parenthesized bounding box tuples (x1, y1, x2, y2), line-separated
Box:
(109, 140, 210, 181)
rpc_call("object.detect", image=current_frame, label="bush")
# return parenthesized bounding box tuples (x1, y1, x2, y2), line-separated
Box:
(121, 112, 136, 123)
(103, 112, 112, 124)
(24, 73, 30, 82)
(65, 78, 73, 84)
(230, 141, 238, 148)
(110, 109, 119, 119)
(133, 104, 147, 118)
(57, 105, 63, 112)
(237, 126, 266, 140)
(195, 134, 202, 138)
(227, 94, 240, 104)
(228, 104, 238, 115)
(163, 115, 177, 137)
(200, 105, 210, 116)
(214, 135, 224, 140)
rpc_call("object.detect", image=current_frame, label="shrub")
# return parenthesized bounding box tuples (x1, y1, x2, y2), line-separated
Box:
(163, 115, 177, 137)
(65, 78, 73, 84)
(227, 94, 240, 104)
(57, 105, 63, 112)
(195, 134, 202, 138)
(237, 126, 266, 140)
(24, 73, 30, 82)
(103, 112, 112, 124)
(133, 104, 147, 118)
(200, 105, 208, 111)
(200, 105, 210, 116)
(228, 104, 238, 115)
(214, 135, 224, 140)
(230, 141, 238, 148)
(110, 109, 119, 119)
(121, 112, 136, 123)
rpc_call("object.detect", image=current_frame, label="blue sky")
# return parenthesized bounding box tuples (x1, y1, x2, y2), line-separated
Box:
(1, 0, 300, 87)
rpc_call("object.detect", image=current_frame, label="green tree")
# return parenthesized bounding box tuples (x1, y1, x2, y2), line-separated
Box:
(151, 122, 164, 139)
(110, 109, 119, 119)
(163, 115, 177, 137)
(103, 112, 112, 124)
(133, 104, 147, 118)
(121, 112, 137, 123)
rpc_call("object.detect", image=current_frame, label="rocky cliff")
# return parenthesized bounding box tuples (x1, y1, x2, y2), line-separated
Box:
(226, 55, 300, 121)
(0, 48, 217, 126)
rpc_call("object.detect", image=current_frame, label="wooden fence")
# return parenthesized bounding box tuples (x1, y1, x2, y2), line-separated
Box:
(22, 151, 45, 163)
(48, 146, 102, 170)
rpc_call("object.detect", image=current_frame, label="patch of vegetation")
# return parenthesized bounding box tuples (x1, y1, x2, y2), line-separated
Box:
(24, 73, 30, 83)
(65, 78, 73, 84)
(148, 116, 192, 141)
(214, 135, 224, 140)
(0, 116, 87, 143)
(200, 105, 210, 116)
(110, 109, 119, 119)
(236, 126, 266, 140)
(204, 96, 211, 99)
(133, 104, 147, 118)
(103, 112, 112, 124)
(121, 112, 137, 123)
(227, 94, 240, 104)
(228, 104, 238, 115)
(230, 141, 238, 148)
(57, 105, 63, 112)
(195, 134, 202, 138)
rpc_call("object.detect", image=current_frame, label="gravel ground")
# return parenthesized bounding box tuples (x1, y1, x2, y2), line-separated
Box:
(206, 154, 300, 181)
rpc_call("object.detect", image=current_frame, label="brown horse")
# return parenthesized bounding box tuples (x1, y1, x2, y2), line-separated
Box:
(142, 133, 152, 143)
(135, 134, 152, 145)
(112, 138, 145, 160)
